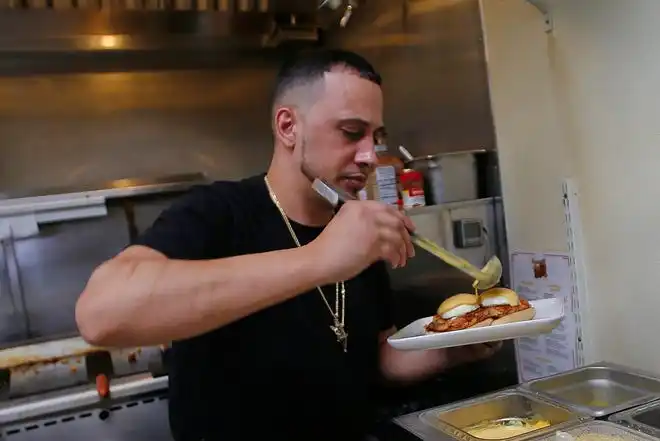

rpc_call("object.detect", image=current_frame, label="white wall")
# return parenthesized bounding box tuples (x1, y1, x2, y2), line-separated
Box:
(480, 0, 660, 373)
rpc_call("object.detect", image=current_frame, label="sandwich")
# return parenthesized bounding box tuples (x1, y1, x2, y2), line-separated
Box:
(425, 288, 535, 333)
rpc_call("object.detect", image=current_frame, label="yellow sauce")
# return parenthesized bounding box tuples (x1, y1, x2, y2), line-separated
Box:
(472, 279, 480, 299)
(587, 400, 609, 408)
(465, 419, 551, 440)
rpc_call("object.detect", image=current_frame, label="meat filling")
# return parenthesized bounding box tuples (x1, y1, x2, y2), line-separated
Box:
(425, 299, 531, 333)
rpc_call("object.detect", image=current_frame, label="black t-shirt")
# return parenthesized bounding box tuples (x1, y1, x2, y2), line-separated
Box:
(135, 174, 394, 441)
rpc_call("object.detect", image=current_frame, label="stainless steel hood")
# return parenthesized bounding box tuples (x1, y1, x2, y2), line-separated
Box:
(0, 0, 360, 53)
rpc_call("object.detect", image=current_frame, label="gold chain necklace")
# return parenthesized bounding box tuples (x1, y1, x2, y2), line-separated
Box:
(264, 176, 348, 352)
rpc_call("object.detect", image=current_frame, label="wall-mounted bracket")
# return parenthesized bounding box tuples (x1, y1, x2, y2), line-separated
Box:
(527, 0, 553, 33)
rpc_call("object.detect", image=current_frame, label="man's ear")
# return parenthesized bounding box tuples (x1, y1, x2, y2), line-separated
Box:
(273, 106, 298, 150)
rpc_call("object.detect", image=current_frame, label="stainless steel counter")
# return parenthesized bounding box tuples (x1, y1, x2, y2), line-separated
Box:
(6, 362, 660, 441)
(392, 362, 660, 441)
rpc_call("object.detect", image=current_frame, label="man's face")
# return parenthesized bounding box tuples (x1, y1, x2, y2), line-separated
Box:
(298, 70, 385, 196)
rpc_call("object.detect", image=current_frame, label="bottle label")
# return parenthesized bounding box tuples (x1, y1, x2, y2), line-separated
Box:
(402, 189, 426, 209)
(374, 165, 398, 205)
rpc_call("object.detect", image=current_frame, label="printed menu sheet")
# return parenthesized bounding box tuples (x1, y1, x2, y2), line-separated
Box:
(511, 251, 581, 382)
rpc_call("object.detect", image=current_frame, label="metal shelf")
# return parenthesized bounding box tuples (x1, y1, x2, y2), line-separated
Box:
(407, 197, 501, 217)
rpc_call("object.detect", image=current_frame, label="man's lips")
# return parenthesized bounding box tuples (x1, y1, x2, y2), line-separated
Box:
(340, 175, 367, 190)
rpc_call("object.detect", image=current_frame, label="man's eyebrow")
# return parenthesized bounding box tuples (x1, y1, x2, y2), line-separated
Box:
(337, 118, 386, 133)
(337, 118, 369, 126)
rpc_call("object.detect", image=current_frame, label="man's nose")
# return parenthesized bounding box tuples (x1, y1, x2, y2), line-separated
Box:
(354, 142, 377, 166)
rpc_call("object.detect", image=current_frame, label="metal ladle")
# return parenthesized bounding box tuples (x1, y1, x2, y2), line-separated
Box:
(311, 178, 503, 289)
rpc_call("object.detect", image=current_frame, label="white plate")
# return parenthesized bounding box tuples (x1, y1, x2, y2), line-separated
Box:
(387, 298, 564, 351)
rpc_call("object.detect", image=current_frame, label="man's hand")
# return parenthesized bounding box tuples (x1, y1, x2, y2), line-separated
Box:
(448, 341, 503, 367)
(309, 200, 416, 284)
(379, 325, 504, 383)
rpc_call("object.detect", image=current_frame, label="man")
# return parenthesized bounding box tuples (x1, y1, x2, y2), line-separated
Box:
(75, 49, 500, 441)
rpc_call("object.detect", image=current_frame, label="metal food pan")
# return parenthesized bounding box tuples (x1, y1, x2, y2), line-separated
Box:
(520, 363, 660, 417)
(609, 399, 660, 438)
(533, 420, 658, 441)
(417, 389, 585, 441)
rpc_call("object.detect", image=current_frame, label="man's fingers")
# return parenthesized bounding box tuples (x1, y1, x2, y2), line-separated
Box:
(402, 214, 416, 233)
(400, 221, 415, 258)
(378, 206, 416, 263)
(480, 341, 503, 356)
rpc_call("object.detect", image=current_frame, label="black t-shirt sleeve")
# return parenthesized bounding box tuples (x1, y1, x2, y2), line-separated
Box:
(373, 261, 395, 332)
(133, 185, 232, 260)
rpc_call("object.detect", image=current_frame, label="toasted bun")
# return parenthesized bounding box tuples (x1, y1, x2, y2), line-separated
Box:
(469, 318, 494, 328)
(437, 293, 479, 315)
(491, 307, 536, 326)
(480, 288, 520, 307)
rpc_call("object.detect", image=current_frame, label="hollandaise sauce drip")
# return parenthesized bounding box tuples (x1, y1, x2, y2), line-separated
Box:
(472, 279, 480, 300)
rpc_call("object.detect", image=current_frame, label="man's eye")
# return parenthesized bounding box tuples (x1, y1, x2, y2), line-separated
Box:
(342, 130, 364, 142)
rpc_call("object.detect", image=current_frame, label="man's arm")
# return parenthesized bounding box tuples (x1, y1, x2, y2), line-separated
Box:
(76, 186, 418, 349)
(76, 244, 327, 348)
(378, 327, 501, 383)
(76, 185, 329, 348)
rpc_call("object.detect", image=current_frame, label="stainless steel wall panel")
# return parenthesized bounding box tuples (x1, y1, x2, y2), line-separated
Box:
(0, 0, 494, 192)
(0, 0, 508, 349)
(0, 241, 30, 345)
(10, 206, 130, 341)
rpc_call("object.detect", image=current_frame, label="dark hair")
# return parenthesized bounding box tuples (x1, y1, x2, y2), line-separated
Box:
(271, 49, 382, 106)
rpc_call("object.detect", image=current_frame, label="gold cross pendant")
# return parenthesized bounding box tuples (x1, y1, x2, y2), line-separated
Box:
(330, 323, 348, 352)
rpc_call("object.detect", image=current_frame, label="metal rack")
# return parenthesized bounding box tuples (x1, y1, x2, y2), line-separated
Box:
(0, 333, 169, 440)
(0, 375, 171, 441)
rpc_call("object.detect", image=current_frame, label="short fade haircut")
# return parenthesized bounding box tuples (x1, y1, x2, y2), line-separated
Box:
(271, 49, 382, 108)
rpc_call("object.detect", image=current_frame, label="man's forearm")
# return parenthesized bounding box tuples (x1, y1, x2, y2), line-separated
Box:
(379, 327, 452, 383)
(378, 328, 495, 383)
(76, 245, 326, 347)
(379, 340, 451, 383)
